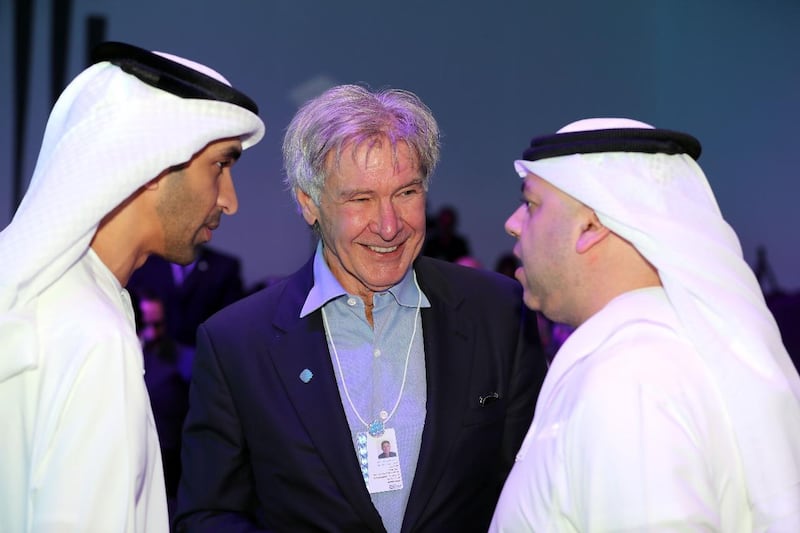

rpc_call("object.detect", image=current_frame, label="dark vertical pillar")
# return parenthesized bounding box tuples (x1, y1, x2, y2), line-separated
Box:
(12, 0, 34, 211)
(85, 15, 106, 67)
(50, 0, 72, 105)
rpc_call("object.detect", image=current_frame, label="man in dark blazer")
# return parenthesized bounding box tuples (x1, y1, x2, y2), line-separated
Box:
(128, 245, 245, 346)
(175, 84, 546, 533)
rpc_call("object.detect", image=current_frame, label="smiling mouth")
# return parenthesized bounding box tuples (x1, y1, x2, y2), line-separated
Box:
(368, 245, 399, 253)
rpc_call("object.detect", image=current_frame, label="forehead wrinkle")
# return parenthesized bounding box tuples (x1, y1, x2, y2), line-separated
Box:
(330, 135, 419, 175)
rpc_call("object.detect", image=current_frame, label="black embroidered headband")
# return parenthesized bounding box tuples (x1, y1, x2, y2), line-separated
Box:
(91, 41, 259, 115)
(522, 127, 701, 162)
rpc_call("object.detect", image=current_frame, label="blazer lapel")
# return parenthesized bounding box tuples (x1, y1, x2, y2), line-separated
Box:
(270, 260, 385, 532)
(402, 258, 474, 532)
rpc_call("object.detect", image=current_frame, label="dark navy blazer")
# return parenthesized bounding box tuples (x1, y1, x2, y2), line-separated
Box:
(175, 255, 546, 532)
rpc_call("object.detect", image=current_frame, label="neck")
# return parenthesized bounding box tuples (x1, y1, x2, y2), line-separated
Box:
(89, 185, 156, 286)
(574, 245, 661, 327)
(90, 211, 152, 287)
(363, 295, 375, 327)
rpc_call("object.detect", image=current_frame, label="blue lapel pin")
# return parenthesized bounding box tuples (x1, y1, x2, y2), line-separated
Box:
(299, 368, 313, 383)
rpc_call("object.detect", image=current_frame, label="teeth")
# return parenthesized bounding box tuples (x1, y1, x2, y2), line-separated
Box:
(369, 245, 398, 253)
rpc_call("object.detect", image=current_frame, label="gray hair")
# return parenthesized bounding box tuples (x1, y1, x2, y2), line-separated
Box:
(282, 84, 440, 209)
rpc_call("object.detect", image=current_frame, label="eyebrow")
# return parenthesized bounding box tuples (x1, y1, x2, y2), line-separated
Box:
(400, 178, 425, 190)
(223, 146, 243, 161)
(338, 178, 424, 199)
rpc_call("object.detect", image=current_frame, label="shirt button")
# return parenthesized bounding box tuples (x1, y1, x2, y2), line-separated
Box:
(373, 348, 381, 358)
(347, 297, 357, 306)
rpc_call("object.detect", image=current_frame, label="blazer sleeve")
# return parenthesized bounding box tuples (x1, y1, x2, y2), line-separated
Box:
(174, 324, 270, 533)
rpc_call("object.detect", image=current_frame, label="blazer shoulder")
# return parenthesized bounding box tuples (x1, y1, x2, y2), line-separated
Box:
(416, 256, 522, 304)
(206, 278, 283, 327)
(198, 246, 242, 268)
(203, 259, 313, 333)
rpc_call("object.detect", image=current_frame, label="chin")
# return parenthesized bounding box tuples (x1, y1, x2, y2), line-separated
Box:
(369, 269, 409, 290)
(163, 245, 197, 266)
(360, 278, 398, 294)
(522, 293, 541, 312)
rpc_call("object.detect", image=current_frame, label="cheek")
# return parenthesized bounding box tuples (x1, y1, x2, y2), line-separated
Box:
(181, 181, 216, 214)
(520, 230, 538, 258)
(520, 218, 554, 262)
(204, 181, 222, 207)
(518, 215, 538, 247)
(320, 207, 362, 245)
(340, 209, 370, 236)
(399, 200, 427, 230)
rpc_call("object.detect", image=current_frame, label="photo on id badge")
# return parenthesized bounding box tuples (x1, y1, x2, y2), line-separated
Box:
(367, 428, 403, 493)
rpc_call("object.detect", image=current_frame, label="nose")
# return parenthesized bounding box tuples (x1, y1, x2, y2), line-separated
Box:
(218, 171, 239, 215)
(372, 199, 401, 240)
(505, 206, 523, 238)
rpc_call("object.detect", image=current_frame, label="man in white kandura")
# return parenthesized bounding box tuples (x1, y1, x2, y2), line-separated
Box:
(491, 118, 800, 531)
(0, 41, 264, 532)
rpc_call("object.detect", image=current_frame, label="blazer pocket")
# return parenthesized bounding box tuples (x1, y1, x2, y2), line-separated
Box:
(461, 396, 507, 426)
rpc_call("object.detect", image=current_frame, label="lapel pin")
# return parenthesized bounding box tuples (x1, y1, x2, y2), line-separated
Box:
(479, 392, 499, 406)
(299, 368, 314, 383)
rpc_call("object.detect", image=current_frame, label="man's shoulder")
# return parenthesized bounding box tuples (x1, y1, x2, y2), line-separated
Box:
(204, 262, 310, 328)
(416, 256, 521, 300)
(13, 261, 139, 374)
(209, 279, 284, 321)
(197, 246, 242, 272)
(40, 260, 125, 324)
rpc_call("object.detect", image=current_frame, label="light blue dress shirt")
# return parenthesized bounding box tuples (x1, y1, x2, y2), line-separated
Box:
(301, 243, 430, 533)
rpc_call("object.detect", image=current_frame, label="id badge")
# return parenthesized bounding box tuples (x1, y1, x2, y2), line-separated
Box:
(356, 428, 403, 494)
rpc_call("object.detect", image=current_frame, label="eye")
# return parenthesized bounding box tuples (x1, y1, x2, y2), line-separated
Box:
(399, 184, 423, 198)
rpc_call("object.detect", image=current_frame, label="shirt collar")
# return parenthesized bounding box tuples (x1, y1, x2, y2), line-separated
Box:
(299, 241, 429, 318)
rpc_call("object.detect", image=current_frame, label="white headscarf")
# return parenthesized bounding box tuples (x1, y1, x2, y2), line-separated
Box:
(0, 50, 265, 380)
(515, 118, 800, 527)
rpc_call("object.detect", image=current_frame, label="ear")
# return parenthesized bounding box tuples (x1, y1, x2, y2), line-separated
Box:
(576, 210, 611, 254)
(142, 179, 159, 191)
(296, 188, 320, 226)
(144, 167, 173, 191)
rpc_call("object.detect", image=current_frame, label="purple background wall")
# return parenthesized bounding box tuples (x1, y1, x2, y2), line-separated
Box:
(1, 1, 797, 292)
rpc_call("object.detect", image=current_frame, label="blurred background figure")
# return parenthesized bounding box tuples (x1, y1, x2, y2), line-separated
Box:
(494, 252, 521, 280)
(754, 245, 781, 296)
(423, 205, 471, 262)
(754, 245, 799, 372)
(455, 255, 483, 269)
(128, 245, 245, 346)
(767, 291, 800, 372)
(535, 316, 576, 362)
(134, 289, 194, 529)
